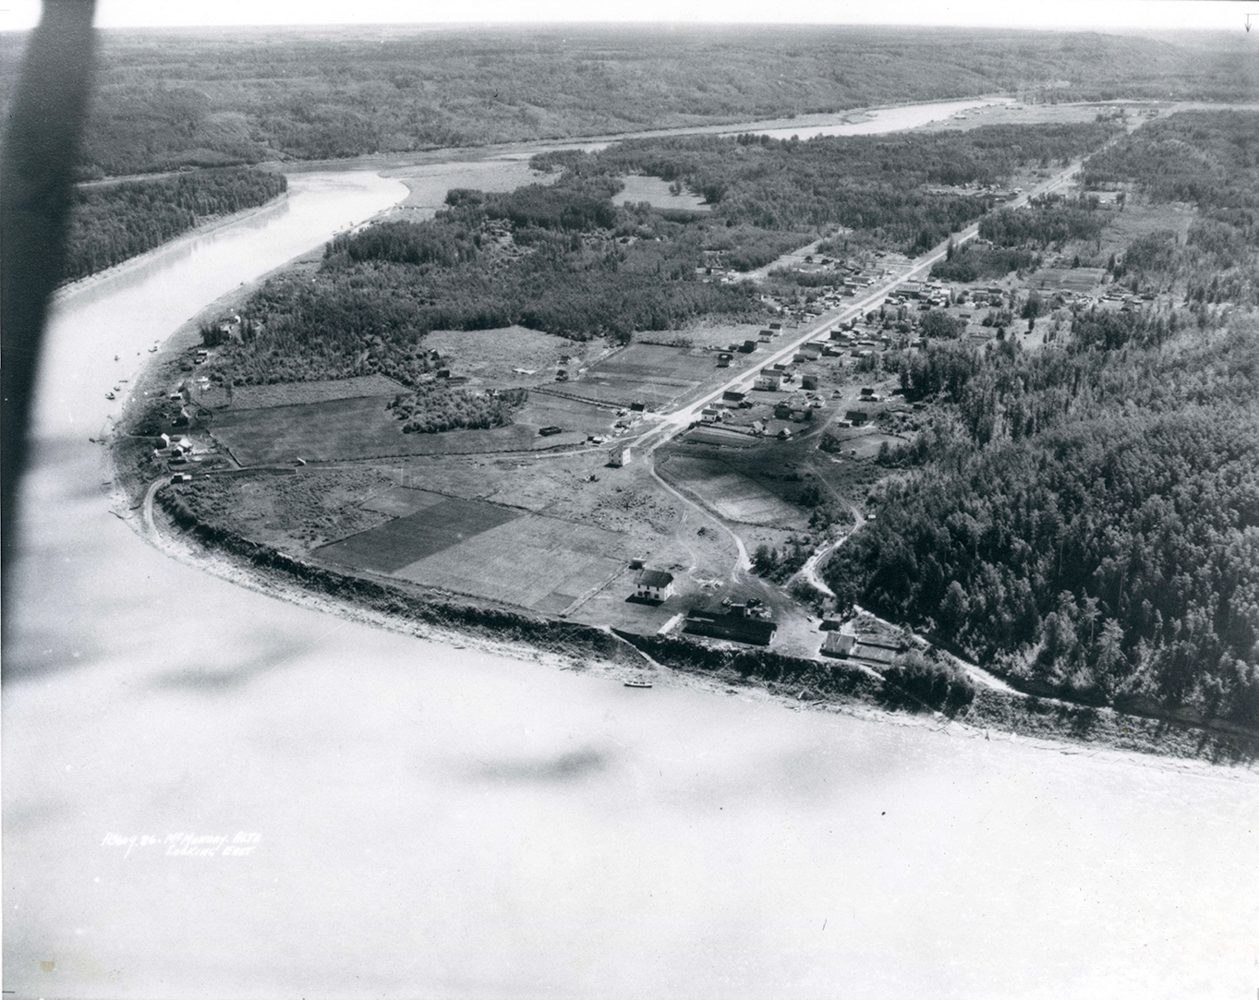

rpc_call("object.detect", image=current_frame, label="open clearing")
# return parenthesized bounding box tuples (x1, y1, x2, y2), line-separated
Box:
(421, 325, 610, 384)
(316, 492, 523, 573)
(1030, 267, 1106, 294)
(394, 513, 627, 613)
(319, 485, 630, 613)
(659, 454, 804, 525)
(512, 391, 622, 438)
(209, 375, 407, 411)
(209, 393, 600, 465)
(567, 343, 720, 408)
(381, 159, 554, 218)
(655, 321, 780, 350)
(616, 174, 711, 213)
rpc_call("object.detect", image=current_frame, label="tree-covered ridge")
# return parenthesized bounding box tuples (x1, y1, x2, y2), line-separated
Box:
(826, 324, 1259, 727)
(0, 26, 1241, 177)
(552, 121, 1121, 253)
(63, 168, 287, 282)
(1082, 110, 1259, 214)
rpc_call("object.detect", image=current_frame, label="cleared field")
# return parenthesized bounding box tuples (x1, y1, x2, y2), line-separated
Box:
(617, 175, 710, 212)
(683, 425, 759, 448)
(421, 325, 607, 383)
(660, 454, 801, 525)
(566, 343, 717, 408)
(663, 321, 772, 350)
(592, 344, 718, 381)
(210, 395, 585, 465)
(384, 159, 553, 213)
(317, 493, 522, 573)
(210, 375, 406, 411)
(1091, 200, 1196, 259)
(512, 392, 620, 437)
(359, 486, 451, 518)
(826, 429, 905, 459)
(393, 513, 628, 613)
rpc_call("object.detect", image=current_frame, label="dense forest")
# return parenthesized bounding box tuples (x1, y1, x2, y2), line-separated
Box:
(553, 121, 1121, 252)
(209, 181, 762, 386)
(0, 26, 1250, 176)
(387, 387, 527, 434)
(824, 111, 1259, 728)
(208, 122, 1116, 387)
(826, 321, 1259, 727)
(62, 168, 287, 282)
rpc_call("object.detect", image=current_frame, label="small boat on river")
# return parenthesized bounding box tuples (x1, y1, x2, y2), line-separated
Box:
(623, 679, 653, 689)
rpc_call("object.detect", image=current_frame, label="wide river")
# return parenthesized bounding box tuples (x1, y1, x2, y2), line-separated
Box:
(5, 129, 1257, 999)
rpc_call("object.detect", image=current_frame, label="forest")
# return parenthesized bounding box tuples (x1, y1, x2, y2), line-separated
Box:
(552, 121, 1121, 252)
(0, 26, 1248, 177)
(827, 321, 1259, 727)
(823, 111, 1259, 728)
(209, 181, 763, 386)
(62, 168, 287, 282)
(208, 121, 1118, 388)
(387, 387, 527, 434)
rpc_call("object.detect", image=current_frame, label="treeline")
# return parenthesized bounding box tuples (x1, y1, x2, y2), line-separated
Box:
(931, 243, 1041, 282)
(62, 167, 287, 282)
(550, 121, 1121, 254)
(0, 25, 1229, 177)
(978, 198, 1107, 248)
(211, 175, 764, 386)
(209, 121, 1124, 387)
(826, 322, 1259, 727)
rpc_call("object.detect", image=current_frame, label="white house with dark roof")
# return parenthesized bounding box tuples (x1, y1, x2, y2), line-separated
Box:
(633, 569, 675, 603)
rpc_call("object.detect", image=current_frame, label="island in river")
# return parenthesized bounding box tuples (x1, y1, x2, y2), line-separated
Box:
(106, 101, 1259, 764)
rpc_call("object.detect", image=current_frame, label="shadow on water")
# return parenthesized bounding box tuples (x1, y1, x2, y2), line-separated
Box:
(471, 747, 611, 784)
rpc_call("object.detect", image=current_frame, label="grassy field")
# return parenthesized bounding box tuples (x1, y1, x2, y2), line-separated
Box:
(311, 475, 633, 613)
(1088, 199, 1197, 262)
(616, 175, 711, 213)
(659, 454, 805, 525)
(664, 321, 778, 350)
(511, 392, 623, 438)
(384, 160, 553, 215)
(1029, 267, 1106, 294)
(567, 343, 722, 408)
(316, 492, 523, 573)
(393, 513, 628, 612)
(420, 325, 610, 385)
(209, 393, 597, 465)
(215, 375, 407, 411)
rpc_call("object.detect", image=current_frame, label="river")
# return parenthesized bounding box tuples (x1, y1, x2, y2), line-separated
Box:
(4, 127, 1257, 1000)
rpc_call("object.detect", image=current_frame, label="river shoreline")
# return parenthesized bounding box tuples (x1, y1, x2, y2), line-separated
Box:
(52, 190, 294, 305)
(98, 102, 1259, 772)
(106, 405, 1259, 772)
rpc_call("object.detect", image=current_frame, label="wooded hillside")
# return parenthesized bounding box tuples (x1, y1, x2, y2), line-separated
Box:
(1, 26, 1248, 177)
